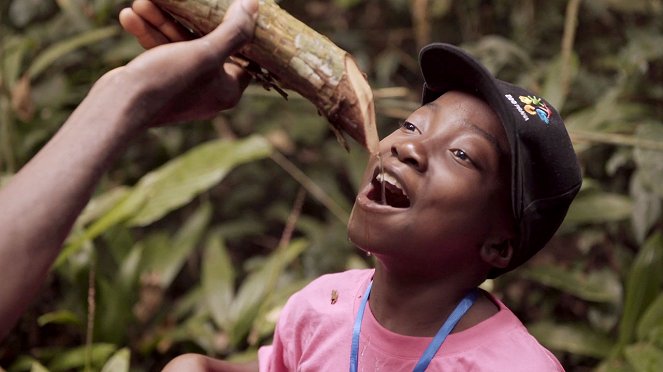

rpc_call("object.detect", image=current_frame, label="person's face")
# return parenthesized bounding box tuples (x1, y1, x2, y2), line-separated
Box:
(347, 91, 513, 275)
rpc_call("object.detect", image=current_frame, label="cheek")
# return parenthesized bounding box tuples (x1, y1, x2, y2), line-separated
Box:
(417, 184, 496, 232)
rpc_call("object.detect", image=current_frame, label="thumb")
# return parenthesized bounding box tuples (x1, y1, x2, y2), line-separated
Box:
(203, 0, 258, 58)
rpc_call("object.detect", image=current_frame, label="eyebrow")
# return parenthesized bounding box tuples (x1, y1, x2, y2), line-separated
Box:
(460, 120, 507, 156)
(424, 101, 507, 156)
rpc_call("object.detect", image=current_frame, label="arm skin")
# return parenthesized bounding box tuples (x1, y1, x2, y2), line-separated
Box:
(0, 4, 258, 367)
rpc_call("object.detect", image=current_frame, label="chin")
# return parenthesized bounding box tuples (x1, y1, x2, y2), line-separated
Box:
(347, 202, 396, 256)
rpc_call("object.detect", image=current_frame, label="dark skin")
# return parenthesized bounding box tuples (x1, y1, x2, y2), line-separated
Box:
(348, 91, 515, 336)
(0, 0, 257, 348)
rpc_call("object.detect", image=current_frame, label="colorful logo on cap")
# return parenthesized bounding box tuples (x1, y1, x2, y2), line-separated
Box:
(519, 95, 551, 124)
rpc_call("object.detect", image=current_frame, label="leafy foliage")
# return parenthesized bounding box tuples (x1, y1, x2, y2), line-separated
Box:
(1, 0, 662, 371)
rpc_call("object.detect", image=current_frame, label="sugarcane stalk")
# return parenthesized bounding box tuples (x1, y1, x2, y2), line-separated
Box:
(151, 0, 379, 153)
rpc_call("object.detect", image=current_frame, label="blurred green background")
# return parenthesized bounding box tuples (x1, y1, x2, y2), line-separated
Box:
(1, 0, 662, 371)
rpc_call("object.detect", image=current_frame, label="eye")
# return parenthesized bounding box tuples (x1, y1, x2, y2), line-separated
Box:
(451, 149, 471, 162)
(400, 121, 421, 134)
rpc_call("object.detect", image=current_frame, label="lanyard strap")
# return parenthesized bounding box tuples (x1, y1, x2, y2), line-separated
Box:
(350, 281, 478, 372)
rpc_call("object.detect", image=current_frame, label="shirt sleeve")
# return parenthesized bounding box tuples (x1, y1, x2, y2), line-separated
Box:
(257, 326, 290, 372)
(257, 293, 300, 372)
(257, 345, 273, 372)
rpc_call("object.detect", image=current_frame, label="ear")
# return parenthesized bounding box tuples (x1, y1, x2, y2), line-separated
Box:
(480, 240, 513, 269)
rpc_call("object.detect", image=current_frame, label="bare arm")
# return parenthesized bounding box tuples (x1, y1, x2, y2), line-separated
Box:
(0, 0, 258, 340)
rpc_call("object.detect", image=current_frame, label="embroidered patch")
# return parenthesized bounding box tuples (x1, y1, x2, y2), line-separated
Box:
(519, 95, 552, 124)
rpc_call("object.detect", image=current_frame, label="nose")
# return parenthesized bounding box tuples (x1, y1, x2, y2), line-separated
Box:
(391, 140, 428, 172)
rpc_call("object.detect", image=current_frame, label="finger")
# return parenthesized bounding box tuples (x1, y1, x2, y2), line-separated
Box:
(201, 0, 258, 60)
(119, 7, 169, 49)
(131, 0, 192, 42)
(224, 62, 252, 93)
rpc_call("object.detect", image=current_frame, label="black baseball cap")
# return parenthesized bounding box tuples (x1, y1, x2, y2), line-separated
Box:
(419, 43, 582, 278)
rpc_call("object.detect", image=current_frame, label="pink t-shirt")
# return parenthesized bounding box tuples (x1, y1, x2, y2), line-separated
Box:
(259, 269, 564, 371)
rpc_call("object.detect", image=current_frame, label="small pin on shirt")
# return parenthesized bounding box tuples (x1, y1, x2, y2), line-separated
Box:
(331, 290, 338, 304)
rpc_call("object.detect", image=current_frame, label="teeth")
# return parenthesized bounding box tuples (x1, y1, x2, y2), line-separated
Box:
(376, 172, 403, 191)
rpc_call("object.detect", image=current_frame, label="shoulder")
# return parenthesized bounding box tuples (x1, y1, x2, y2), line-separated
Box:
(295, 269, 373, 296)
(265, 270, 372, 370)
(278, 269, 372, 320)
(441, 292, 565, 371)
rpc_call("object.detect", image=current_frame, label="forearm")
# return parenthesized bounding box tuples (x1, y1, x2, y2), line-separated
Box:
(0, 68, 145, 339)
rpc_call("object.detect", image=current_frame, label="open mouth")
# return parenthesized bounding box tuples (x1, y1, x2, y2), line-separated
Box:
(367, 172, 411, 208)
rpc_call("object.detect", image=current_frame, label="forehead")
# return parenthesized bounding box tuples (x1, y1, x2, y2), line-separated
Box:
(413, 91, 510, 156)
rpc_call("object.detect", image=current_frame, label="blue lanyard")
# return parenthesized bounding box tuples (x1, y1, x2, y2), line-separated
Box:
(350, 281, 478, 372)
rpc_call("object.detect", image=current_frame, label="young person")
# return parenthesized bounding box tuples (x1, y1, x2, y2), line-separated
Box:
(0, 1, 581, 370)
(254, 43, 582, 371)
(164, 24, 581, 372)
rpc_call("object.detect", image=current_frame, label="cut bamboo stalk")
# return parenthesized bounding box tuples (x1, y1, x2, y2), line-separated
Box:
(151, 0, 379, 153)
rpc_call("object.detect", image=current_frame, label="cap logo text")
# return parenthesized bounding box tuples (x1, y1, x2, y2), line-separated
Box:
(505, 94, 530, 122)
(505, 94, 552, 125)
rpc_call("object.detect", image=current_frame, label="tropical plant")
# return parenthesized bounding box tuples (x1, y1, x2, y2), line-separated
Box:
(1, 0, 662, 371)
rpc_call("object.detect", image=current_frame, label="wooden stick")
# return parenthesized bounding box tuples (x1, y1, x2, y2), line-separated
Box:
(151, 0, 379, 153)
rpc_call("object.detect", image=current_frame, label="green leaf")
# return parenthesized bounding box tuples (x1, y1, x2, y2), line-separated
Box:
(76, 186, 131, 228)
(168, 286, 203, 323)
(617, 31, 663, 74)
(30, 361, 50, 372)
(9, 0, 55, 27)
(248, 279, 308, 345)
(203, 231, 236, 330)
(128, 135, 272, 226)
(117, 241, 143, 291)
(637, 293, 663, 342)
(619, 233, 663, 347)
(153, 313, 218, 355)
(467, 36, 532, 76)
(8, 355, 40, 372)
(96, 277, 135, 344)
(624, 343, 663, 372)
(630, 172, 662, 244)
(47, 343, 116, 371)
(55, 0, 94, 30)
(58, 135, 270, 267)
(563, 84, 646, 145)
(564, 191, 633, 225)
(528, 321, 614, 358)
(1, 35, 32, 89)
(37, 310, 81, 327)
(228, 239, 307, 346)
(100, 348, 130, 372)
(633, 122, 663, 198)
(335, 0, 363, 9)
(140, 202, 212, 288)
(542, 53, 579, 111)
(26, 26, 120, 80)
(55, 189, 147, 267)
(521, 265, 621, 304)
(595, 356, 636, 372)
(59, 135, 269, 268)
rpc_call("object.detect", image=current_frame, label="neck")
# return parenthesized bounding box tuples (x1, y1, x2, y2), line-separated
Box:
(368, 262, 497, 337)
